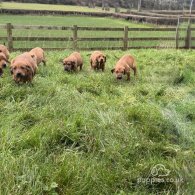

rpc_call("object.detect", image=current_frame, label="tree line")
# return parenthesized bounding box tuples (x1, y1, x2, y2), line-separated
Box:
(1, 0, 193, 10)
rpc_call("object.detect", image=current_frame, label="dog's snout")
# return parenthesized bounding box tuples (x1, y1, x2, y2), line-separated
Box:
(117, 76, 122, 80)
(3, 64, 7, 68)
(16, 72, 22, 78)
(64, 66, 71, 72)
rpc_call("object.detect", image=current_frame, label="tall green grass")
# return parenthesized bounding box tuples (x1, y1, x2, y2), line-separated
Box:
(0, 49, 194, 194)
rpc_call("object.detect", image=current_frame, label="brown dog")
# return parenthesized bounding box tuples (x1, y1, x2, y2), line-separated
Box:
(63, 52, 83, 72)
(10, 52, 38, 83)
(29, 47, 46, 66)
(111, 54, 137, 81)
(0, 44, 10, 60)
(0, 53, 10, 76)
(90, 51, 106, 71)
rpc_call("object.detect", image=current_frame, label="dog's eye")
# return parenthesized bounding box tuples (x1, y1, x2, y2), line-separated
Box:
(14, 67, 17, 70)
(21, 66, 25, 69)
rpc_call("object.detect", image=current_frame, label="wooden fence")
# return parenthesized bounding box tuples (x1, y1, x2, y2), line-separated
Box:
(0, 23, 195, 51)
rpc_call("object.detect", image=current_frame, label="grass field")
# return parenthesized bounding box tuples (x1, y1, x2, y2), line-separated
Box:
(0, 49, 195, 194)
(0, 2, 125, 13)
(0, 14, 185, 49)
(0, 14, 150, 27)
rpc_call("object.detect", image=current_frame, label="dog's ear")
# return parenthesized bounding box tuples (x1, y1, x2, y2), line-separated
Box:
(0, 56, 9, 64)
(31, 54, 37, 63)
(31, 54, 36, 61)
(71, 61, 76, 69)
(10, 67, 13, 75)
(104, 55, 106, 62)
(25, 65, 34, 76)
(5, 58, 10, 64)
(11, 59, 15, 64)
(111, 68, 115, 73)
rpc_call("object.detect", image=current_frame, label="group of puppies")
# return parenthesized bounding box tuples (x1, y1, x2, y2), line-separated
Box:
(0, 44, 137, 83)
(62, 50, 137, 80)
(0, 45, 46, 83)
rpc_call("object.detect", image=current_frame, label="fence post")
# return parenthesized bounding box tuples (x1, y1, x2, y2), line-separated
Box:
(185, 24, 191, 49)
(175, 17, 180, 49)
(73, 25, 78, 50)
(123, 26, 128, 51)
(175, 27, 179, 49)
(6, 23, 13, 52)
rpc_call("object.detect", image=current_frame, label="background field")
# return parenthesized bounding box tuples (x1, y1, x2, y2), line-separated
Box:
(0, 49, 195, 194)
(0, 14, 148, 27)
(0, 2, 126, 13)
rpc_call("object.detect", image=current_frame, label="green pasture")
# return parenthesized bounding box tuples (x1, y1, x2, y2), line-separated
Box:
(0, 49, 195, 194)
(1, 2, 124, 13)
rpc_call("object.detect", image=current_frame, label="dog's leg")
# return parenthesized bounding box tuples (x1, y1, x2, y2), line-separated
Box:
(80, 63, 83, 71)
(127, 72, 130, 81)
(29, 77, 33, 83)
(97, 62, 100, 71)
(75, 66, 78, 72)
(43, 53, 46, 66)
(102, 64, 105, 72)
(90, 60, 93, 69)
(90, 62, 96, 71)
(132, 67, 137, 76)
(42, 60, 46, 66)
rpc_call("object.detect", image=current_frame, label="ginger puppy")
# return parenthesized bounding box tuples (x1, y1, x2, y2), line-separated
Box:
(0, 44, 10, 60)
(63, 52, 83, 72)
(10, 52, 38, 83)
(29, 47, 46, 66)
(0, 53, 9, 77)
(90, 51, 106, 71)
(111, 54, 137, 81)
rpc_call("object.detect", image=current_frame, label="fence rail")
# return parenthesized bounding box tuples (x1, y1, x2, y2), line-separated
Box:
(0, 23, 194, 51)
